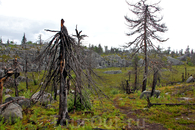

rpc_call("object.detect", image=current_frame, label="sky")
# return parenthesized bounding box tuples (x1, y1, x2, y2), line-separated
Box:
(0, 0, 195, 52)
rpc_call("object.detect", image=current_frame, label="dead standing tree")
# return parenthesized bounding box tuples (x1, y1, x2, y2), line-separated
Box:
(125, 0, 168, 92)
(72, 25, 88, 110)
(33, 19, 73, 125)
(0, 70, 15, 104)
(12, 58, 20, 97)
(33, 19, 108, 126)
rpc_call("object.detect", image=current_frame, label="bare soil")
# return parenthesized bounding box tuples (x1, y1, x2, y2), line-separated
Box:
(113, 97, 167, 130)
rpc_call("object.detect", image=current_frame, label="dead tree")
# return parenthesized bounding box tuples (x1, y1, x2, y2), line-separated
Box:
(149, 52, 167, 96)
(33, 19, 108, 126)
(12, 58, 20, 97)
(22, 33, 28, 90)
(124, 0, 168, 92)
(72, 25, 88, 110)
(0, 70, 14, 104)
(132, 54, 139, 91)
(147, 97, 195, 108)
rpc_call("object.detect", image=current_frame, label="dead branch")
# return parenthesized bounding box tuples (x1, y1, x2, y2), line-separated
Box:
(147, 97, 195, 108)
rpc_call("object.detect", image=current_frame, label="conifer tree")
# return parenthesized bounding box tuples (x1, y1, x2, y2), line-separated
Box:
(125, 0, 168, 91)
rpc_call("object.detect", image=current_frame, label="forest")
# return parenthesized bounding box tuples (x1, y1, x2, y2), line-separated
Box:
(1, 0, 195, 130)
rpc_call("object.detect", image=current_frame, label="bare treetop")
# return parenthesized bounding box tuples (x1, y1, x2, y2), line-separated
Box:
(125, 0, 168, 92)
(125, 0, 168, 51)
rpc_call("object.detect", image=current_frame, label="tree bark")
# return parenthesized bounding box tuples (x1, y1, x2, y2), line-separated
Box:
(142, 6, 148, 92)
(151, 69, 158, 97)
(57, 19, 70, 125)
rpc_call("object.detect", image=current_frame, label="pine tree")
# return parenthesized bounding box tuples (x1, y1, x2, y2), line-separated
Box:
(21, 33, 27, 45)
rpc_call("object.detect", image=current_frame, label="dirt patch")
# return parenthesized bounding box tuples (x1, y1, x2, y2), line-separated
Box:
(113, 97, 167, 130)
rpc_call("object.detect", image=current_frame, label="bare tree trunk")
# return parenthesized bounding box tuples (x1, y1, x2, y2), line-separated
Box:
(185, 66, 187, 79)
(25, 44, 28, 90)
(142, 5, 148, 92)
(14, 70, 19, 97)
(58, 64, 69, 125)
(53, 79, 57, 100)
(0, 79, 4, 104)
(13, 58, 19, 97)
(151, 69, 158, 97)
(74, 82, 77, 110)
(57, 19, 70, 125)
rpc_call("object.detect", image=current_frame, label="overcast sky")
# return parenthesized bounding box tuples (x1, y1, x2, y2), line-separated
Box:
(0, 0, 195, 52)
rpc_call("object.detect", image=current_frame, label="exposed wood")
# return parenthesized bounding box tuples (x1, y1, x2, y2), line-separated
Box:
(0, 70, 14, 104)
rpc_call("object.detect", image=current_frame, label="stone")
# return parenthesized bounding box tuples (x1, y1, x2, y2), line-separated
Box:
(4, 97, 31, 108)
(0, 103, 23, 124)
(140, 90, 161, 99)
(186, 76, 195, 83)
(167, 56, 184, 65)
(4, 94, 11, 98)
(103, 70, 122, 74)
(31, 91, 53, 105)
(5, 89, 13, 94)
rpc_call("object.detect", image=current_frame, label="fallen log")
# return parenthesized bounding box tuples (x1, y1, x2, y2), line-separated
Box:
(147, 97, 195, 108)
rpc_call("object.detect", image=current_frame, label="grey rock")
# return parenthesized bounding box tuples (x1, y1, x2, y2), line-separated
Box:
(186, 76, 195, 83)
(0, 103, 23, 124)
(167, 56, 184, 65)
(4, 97, 31, 108)
(177, 54, 190, 61)
(31, 91, 53, 105)
(4, 94, 11, 98)
(5, 89, 13, 94)
(103, 70, 122, 74)
(140, 90, 161, 99)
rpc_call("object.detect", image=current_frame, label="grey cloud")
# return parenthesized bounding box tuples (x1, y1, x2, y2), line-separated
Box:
(0, 15, 58, 43)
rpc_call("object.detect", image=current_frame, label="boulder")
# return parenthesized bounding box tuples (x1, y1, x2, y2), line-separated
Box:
(31, 91, 52, 105)
(140, 90, 161, 99)
(4, 95, 11, 99)
(0, 103, 23, 124)
(4, 97, 31, 108)
(186, 76, 195, 83)
(103, 70, 122, 74)
(167, 56, 184, 65)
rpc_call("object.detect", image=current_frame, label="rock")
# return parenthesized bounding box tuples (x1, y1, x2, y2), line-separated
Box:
(186, 76, 195, 83)
(31, 91, 53, 105)
(4, 97, 31, 108)
(5, 89, 13, 94)
(140, 90, 161, 99)
(0, 69, 4, 77)
(167, 56, 184, 65)
(0, 103, 23, 124)
(4, 94, 11, 98)
(103, 70, 122, 74)
(177, 54, 190, 61)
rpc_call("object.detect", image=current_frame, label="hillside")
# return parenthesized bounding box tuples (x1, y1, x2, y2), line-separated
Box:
(0, 43, 195, 129)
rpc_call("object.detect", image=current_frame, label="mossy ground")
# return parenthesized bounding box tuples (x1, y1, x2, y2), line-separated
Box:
(1, 66, 195, 129)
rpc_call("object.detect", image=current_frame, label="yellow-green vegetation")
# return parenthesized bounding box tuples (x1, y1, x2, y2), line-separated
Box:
(1, 65, 195, 129)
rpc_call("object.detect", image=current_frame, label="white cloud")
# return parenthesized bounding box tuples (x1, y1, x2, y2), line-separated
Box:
(0, 0, 195, 51)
